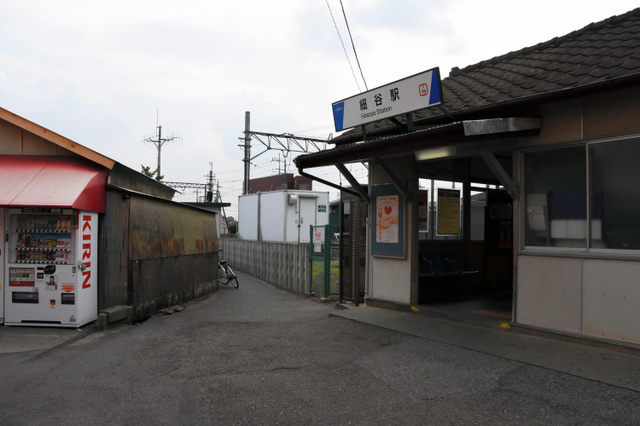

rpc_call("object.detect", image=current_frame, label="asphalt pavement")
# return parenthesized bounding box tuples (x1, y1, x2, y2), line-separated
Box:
(1, 271, 640, 424)
(331, 305, 640, 393)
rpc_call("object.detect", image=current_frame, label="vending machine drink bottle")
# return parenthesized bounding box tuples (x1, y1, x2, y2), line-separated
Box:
(3, 210, 98, 327)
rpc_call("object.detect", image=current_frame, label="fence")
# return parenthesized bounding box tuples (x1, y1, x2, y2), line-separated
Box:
(309, 225, 340, 297)
(219, 236, 310, 294)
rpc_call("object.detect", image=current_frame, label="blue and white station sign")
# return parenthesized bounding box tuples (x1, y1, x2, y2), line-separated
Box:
(332, 67, 443, 132)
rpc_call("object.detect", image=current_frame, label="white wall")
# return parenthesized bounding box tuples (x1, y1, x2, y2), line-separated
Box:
(238, 190, 329, 243)
(582, 259, 640, 344)
(285, 198, 298, 243)
(238, 194, 259, 240)
(516, 255, 583, 333)
(368, 157, 413, 305)
(370, 257, 412, 303)
(516, 255, 640, 344)
(259, 192, 286, 242)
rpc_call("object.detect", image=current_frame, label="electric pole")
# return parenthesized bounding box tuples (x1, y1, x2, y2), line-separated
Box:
(272, 152, 290, 189)
(240, 111, 330, 195)
(145, 124, 177, 178)
(243, 112, 251, 195)
(206, 163, 215, 202)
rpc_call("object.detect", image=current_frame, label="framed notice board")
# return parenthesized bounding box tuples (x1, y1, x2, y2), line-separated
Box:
(371, 184, 405, 258)
(437, 188, 461, 235)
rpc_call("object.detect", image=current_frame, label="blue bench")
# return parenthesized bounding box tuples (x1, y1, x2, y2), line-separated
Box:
(419, 249, 478, 278)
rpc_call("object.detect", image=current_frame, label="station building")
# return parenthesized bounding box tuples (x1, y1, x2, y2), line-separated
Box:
(296, 9, 640, 346)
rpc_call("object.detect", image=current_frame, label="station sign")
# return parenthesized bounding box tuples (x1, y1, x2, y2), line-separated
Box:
(332, 67, 442, 132)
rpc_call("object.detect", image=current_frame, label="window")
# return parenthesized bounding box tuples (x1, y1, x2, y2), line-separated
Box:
(524, 138, 640, 251)
(524, 146, 586, 248)
(590, 139, 640, 250)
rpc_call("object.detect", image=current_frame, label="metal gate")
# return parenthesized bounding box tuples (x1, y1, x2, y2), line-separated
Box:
(309, 225, 339, 297)
(339, 195, 367, 306)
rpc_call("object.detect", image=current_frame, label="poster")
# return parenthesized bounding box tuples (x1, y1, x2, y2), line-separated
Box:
(437, 188, 461, 235)
(376, 195, 399, 243)
(313, 228, 324, 253)
(9, 267, 35, 287)
(371, 184, 405, 258)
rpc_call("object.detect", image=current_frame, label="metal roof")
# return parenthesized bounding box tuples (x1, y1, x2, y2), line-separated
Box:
(332, 8, 640, 144)
(0, 155, 108, 212)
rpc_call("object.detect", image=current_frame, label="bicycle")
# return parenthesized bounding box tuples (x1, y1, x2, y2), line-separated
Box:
(218, 258, 239, 289)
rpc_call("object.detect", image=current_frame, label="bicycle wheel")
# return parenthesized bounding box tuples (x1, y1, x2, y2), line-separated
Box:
(226, 265, 239, 289)
(230, 276, 239, 289)
(218, 264, 229, 285)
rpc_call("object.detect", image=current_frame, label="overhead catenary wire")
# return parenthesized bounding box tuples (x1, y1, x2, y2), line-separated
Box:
(339, 0, 368, 91)
(325, 0, 362, 93)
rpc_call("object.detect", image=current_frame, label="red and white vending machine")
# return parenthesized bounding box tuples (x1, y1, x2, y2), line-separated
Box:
(4, 210, 98, 327)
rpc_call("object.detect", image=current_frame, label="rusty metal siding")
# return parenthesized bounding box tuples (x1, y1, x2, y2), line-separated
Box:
(129, 196, 218, 260)
(109, 163, 176, 200)
(127, 195, 218, 319)
(131, 252, 217, 319)
(98, 189, 130, 310)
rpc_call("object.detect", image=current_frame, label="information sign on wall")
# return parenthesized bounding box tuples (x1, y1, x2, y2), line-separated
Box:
(437, 188, 461, 235)
(332, 67, 442, 132)
(313, 228, 324, 253)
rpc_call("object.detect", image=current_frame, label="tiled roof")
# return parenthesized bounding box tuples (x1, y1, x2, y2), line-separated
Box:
(335, 8, 640, 142)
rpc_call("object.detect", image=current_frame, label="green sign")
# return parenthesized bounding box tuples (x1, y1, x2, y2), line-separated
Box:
(318, 205, 327, 212)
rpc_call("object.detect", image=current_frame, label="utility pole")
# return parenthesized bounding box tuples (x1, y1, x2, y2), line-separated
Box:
(272, 152, 290, 189)
(206, 163, 215, 202)
(243, 111, 251, 195)
(145, 124, 177, 178)
(240, 111, 330, 195)
(283, 151, 289, 189)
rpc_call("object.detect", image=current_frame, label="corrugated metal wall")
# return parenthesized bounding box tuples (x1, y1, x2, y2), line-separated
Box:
(129, 196, 218, 259)
(127, 195, 219, 319)
(99, 191, 219, 319)
(98, 190, 130, 309)
(0, 119, 22, 154)
(0, 119, 74, 155)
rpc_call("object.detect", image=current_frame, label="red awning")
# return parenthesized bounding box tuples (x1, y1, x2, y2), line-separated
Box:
(0, 156, 107, 213)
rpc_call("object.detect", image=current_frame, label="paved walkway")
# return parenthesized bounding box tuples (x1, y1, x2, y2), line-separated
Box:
(2, 273, 640, 394)
(331, 304, 640, 392)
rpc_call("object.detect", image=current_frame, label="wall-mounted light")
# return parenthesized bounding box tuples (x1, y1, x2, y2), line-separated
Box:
(415, 145, 457, 161)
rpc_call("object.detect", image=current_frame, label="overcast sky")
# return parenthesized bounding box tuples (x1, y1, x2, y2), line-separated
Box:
(1, 1, 637, 217)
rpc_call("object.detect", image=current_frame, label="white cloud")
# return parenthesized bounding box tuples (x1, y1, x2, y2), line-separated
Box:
(0, 0, 637, 216)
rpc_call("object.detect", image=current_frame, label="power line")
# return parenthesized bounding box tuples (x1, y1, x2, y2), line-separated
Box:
(325, 0, 362, 92)
(339, 0, 368, 91)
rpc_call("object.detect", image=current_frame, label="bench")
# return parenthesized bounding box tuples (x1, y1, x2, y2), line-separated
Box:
(418, 249, 478, 278)
(418, 249, 480, 303)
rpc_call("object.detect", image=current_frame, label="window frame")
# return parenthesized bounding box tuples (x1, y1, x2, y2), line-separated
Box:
(520, 134, 640, 258)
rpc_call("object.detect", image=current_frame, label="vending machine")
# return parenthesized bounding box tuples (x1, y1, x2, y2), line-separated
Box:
(3, 209, 98, 327)
(0, 208, 5, 324)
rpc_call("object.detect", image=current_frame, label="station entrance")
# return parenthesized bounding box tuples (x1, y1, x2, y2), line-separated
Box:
(416, 156, 514, 323)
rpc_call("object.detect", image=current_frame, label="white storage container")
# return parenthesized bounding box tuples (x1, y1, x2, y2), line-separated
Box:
(238, 190, 329, 243)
